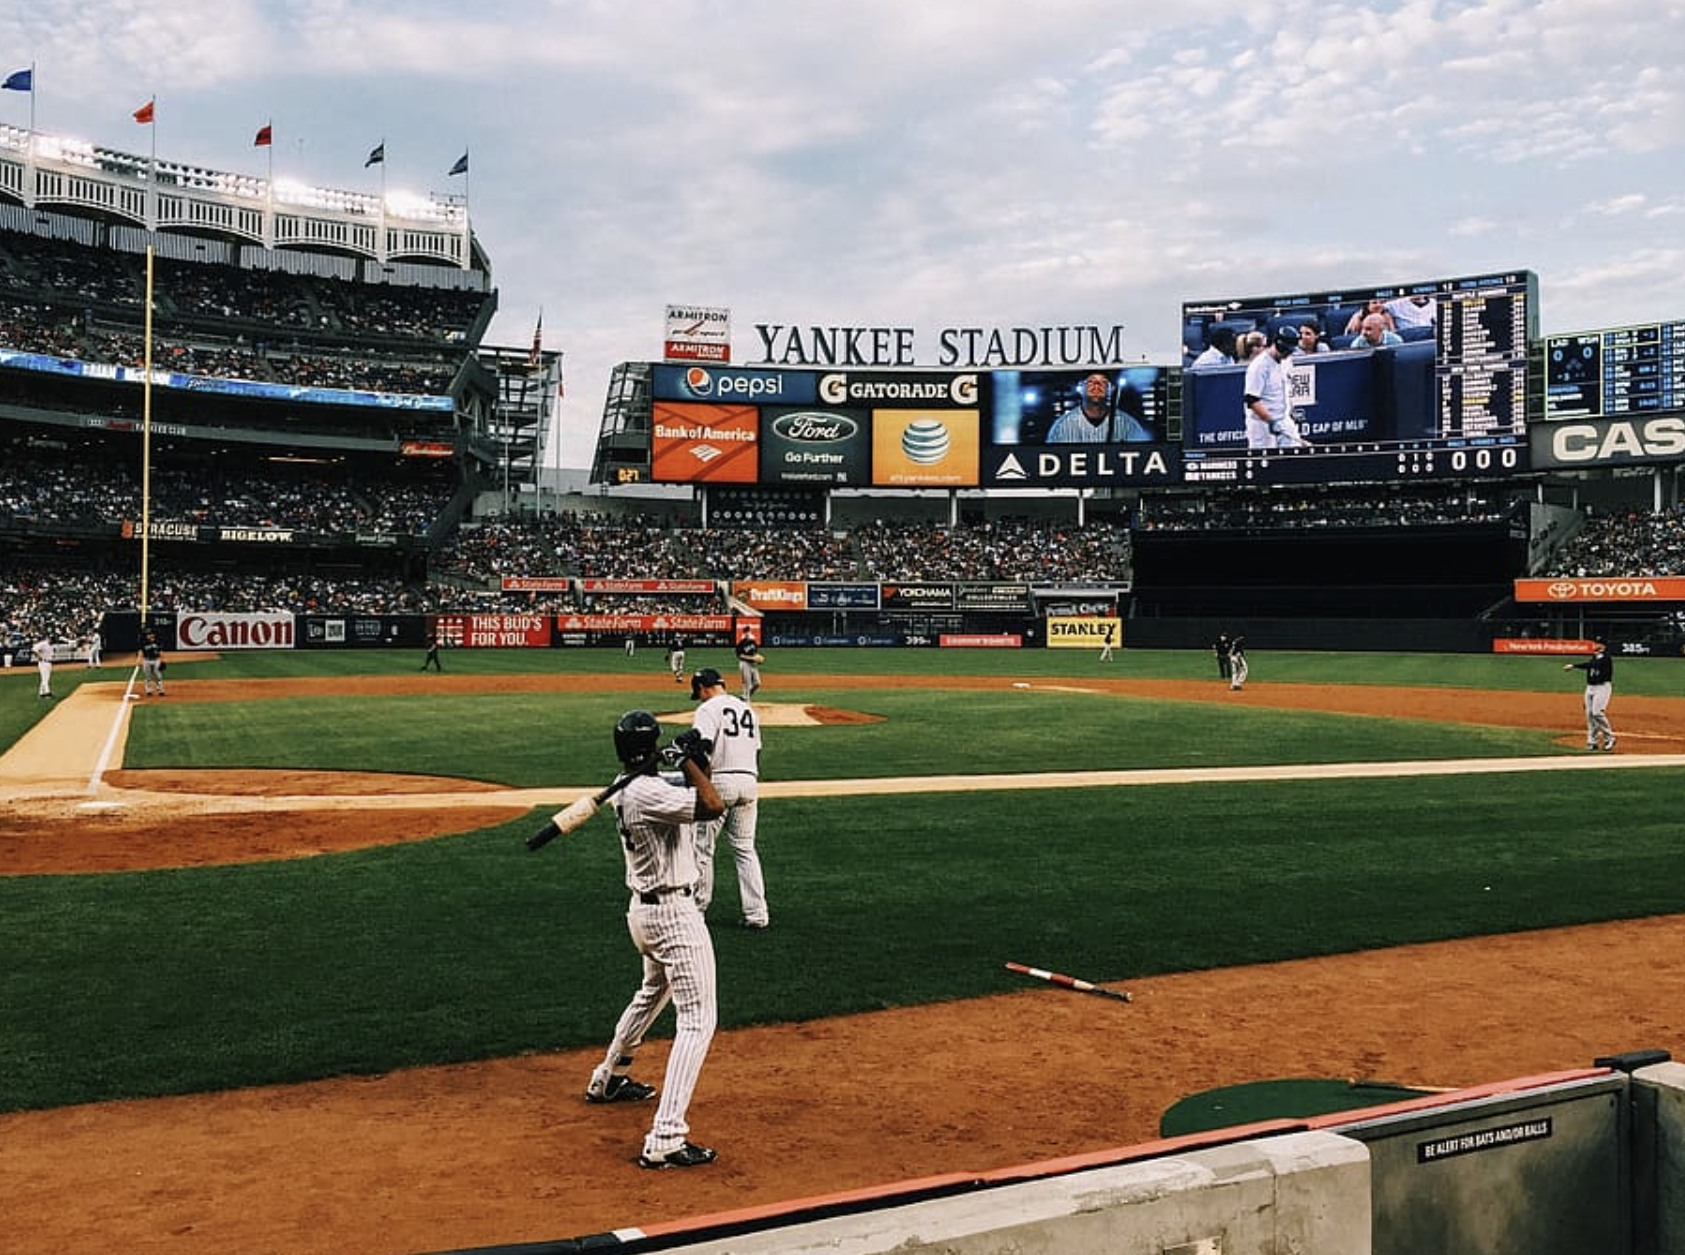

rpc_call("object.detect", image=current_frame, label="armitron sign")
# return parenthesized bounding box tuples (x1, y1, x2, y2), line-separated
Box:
(1514, 577, 1685, 603)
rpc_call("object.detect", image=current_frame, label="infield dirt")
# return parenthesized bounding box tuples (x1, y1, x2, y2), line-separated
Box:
(3, 668, 1684, 1255)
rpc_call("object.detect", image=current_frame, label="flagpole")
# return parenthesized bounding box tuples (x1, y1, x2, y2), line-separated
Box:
(27, 61, 34, 134)
(141, 245, 154, 625)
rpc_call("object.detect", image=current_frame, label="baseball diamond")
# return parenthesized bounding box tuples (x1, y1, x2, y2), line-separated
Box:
(3, 659, 1685, 1255)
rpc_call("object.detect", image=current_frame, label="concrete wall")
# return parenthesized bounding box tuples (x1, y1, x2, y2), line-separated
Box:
(674, 1131, 1370, 1255)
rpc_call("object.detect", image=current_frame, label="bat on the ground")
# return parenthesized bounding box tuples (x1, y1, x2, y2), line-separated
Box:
(1005, 960, 1132, 1004)
(526, 772, 633, 851)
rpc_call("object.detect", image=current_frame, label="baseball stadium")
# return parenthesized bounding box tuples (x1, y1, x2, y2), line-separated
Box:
(5, 117, 1685, 1255)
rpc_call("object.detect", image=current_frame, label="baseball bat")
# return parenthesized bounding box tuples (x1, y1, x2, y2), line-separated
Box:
(526, 772, 634, 851)
(1005, 961, 1132, 1004)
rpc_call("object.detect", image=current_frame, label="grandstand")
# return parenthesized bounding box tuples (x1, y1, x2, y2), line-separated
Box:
(0, 120, 562, 652)
(3, 121, 1683, 660)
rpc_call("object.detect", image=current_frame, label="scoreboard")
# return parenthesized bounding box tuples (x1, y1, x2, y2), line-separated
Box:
(1545, 321, 1685, 420)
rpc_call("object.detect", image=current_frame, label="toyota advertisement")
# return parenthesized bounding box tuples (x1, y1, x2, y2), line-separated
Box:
(644, 364, 1177, 488)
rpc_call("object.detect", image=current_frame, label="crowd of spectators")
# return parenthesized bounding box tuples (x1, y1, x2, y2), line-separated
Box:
(0, 442, 453, 535)
(0, 228, 480, 397)
(1136, 487, 1514, 531)
(853, 517, 1131, 583)
(1543, 504, 1685, 577)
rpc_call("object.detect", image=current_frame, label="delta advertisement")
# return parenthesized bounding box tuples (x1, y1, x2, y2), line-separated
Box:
(645, 364, 1180, 489)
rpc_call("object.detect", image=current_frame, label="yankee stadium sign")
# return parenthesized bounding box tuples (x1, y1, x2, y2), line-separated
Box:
(751, 322, 1127, 369)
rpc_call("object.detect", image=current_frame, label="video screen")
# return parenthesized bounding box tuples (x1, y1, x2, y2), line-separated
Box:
(1178, 271, 1537, 484)
(990, 366, 1169, 445)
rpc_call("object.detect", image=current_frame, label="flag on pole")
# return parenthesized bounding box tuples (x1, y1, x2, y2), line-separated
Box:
(2, 68, 31, 92)
(528, 311, 543, 366)
(133, 98, 155, 124)
(447, 151, 468, 177)
(254, 123, 273, 147)
(365, 141, 384, 167)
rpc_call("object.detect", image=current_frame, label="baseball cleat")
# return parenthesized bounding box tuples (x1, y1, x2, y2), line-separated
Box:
(638, 1141, 717, 1170)
(586, 1074, 656, 1104)
(1604, 736, 1617, 751)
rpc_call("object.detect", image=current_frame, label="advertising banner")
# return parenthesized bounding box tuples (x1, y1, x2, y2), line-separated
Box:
(939, 633, 1023, 647)
(175, 611, 295, 651)
(652, 401, 761, 483)
(433, 614, 554, 648)
(954, 583, 1032, 613)
(759, 405, 872, 484)
(1514, 577, 1685, 603)
(881, 582, 955, 611)
(297, 615, 414, 648)
(870, 408, 981, 487)
(555, 613, 733, 634)
(663, 304, 731, 363)
(1046, 616, 1121, 649)
(1492, 638, 1597, 654)
(651, 365, 817, 406)
(580, 578, 717, 596)
(730, 581, 809, 612)
(502, 577, 572, 593)
(805, 583, 881, 610)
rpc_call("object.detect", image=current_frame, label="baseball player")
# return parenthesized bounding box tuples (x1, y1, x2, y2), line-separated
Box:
(690, 667, 768, 929)
(140, 630, 166, 697)
(734, 632, 764, 700)
(667, 638, 686, 685)
(1214, 633, 1232, 682)
(33, 633, 53, 698)
(1564, 638, 1616, 750)
(587, 710, 725, 1170)
(1098, 622, 1116, 662)
(1228, 635, 1248, 691)
(1243, 326, 1311, 448)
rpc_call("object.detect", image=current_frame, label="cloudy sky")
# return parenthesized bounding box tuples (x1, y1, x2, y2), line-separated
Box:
(4, 0, 1683, 468)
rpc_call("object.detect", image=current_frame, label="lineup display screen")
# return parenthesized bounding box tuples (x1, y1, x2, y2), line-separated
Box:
(645, 363, 1181, 489)
(1544, 321, 1685, 420)
(1178, 271, 1537, 485)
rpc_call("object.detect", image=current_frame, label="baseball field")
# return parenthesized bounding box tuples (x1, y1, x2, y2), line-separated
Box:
(3, 644, 1684, 1255)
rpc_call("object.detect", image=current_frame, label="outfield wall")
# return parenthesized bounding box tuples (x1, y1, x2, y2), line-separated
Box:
(469, 1056, 1685, 1255)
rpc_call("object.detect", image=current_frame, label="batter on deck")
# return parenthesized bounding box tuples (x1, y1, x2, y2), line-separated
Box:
(585, 710, 725, 1170)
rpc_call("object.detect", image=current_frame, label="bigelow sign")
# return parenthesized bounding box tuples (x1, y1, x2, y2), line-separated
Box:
(176, 611, 296, 650)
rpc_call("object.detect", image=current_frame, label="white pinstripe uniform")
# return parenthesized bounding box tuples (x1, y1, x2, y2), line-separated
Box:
(596, 771, 717, 1161)
(692, 687, 767, 927)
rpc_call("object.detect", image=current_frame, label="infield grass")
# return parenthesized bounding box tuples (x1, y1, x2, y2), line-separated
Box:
(1, 646, 1680, 1113)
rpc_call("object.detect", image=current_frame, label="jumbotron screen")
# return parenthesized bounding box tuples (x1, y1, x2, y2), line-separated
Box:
(1178, 270, 1538, 485)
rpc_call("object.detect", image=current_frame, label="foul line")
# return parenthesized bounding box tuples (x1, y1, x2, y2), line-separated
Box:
(86, 668, 144, 795)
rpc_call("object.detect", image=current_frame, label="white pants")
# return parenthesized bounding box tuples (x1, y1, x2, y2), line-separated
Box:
(37, 660, 52, 695)
(1230, 655, 1249, 688)
(694, 775, 767, 926)
(601, 896, 717, 1158)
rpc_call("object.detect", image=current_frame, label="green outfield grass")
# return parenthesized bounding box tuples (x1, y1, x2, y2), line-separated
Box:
(0, 646, 1679, 1114)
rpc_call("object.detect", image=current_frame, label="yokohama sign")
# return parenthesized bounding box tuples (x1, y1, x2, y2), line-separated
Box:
(1514, 577, 1685, 603)
(176, 611, 296, 650)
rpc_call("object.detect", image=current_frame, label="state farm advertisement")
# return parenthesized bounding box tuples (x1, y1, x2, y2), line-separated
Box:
(175, 611, 296, 651)
(432, 614, 553, 648)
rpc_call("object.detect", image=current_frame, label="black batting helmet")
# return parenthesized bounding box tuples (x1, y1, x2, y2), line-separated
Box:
(613, 710, 662, 767)
(1273, 324, 1301, 354)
